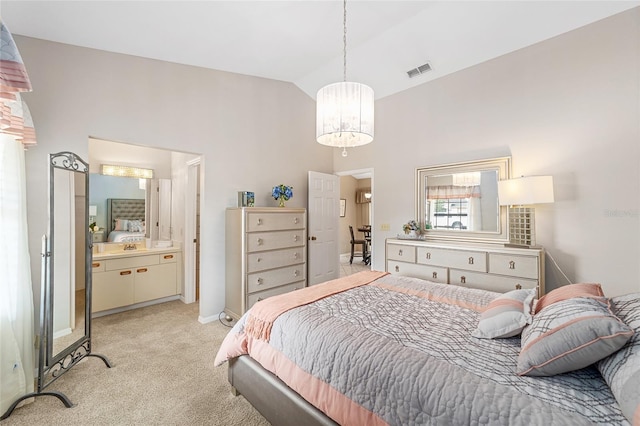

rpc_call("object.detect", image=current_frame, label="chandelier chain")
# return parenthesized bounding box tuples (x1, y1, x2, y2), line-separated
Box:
(343, 0, 347, 82)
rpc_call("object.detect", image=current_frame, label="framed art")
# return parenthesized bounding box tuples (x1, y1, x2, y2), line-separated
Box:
(339, 199, 346, 217)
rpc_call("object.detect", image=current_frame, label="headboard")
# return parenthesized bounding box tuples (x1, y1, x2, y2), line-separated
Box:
(107, 198, 146, 233)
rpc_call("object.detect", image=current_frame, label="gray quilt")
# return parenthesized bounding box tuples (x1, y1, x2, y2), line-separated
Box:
(218, 275, 628, 425)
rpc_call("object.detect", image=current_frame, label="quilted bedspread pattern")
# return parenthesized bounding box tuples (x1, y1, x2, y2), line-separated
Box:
(216, 274, 628, 425)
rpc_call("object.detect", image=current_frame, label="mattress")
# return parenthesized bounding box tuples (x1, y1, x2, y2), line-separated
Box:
(215, 272, 630, 425)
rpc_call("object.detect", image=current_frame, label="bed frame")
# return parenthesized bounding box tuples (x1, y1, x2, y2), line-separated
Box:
(228, 356, 337, 426)
(106, 198, 145, 233)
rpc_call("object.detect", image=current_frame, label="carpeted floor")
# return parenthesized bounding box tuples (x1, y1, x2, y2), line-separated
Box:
(2, 301, 270, 426)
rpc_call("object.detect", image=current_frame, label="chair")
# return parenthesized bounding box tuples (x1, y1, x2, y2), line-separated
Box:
(349, 225, 368, 264)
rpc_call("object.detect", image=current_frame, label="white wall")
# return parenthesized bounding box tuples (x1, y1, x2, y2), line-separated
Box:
(335, 8, 640, 296)
(18, 36, 333, 323)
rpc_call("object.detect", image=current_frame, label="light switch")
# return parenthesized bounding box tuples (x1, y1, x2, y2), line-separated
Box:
(380, 223, 390, 231)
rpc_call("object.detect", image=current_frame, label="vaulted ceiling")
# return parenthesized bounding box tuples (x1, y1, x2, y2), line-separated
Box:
(3, 1, 638, 99)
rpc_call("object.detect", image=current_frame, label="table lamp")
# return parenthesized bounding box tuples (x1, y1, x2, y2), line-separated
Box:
(498, 176, 554, 247)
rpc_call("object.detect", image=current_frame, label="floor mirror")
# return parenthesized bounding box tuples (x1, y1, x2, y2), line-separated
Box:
(1, 151, 111, 419)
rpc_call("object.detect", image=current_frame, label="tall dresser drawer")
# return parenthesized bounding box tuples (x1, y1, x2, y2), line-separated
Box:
(488, 254, 539, 279)
(387, 260, 448, 284)
(246, 212, 305, 232)
(247, 264, 306, 293)
(417, 247, 486, 272)
(449, 269, 538, 294)
(248, 282, 303, 309)
(387, 244, 416, 262)
(247, 247, 306, 273)
(247, 230, 306, 252)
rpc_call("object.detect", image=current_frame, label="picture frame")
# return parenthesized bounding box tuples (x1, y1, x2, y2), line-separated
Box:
(339, 199, 346, 217)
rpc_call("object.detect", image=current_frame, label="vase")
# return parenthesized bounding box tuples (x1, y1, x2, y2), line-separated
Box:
(278, 196, 286, 208)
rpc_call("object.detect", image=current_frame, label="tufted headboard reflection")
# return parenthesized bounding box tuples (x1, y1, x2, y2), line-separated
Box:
(107, 198, 146, 233)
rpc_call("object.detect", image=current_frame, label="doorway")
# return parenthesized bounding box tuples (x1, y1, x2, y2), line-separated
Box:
(336, 168, 373, 276)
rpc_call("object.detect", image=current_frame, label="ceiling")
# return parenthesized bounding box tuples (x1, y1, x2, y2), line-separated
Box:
(2, 1, 639, 100)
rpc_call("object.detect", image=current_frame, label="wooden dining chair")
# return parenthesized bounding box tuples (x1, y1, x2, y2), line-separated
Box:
(349, 225, 368, 264)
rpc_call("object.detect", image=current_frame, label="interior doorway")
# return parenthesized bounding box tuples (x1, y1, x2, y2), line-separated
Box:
(336, 168, 374, 275)
(184, 158, 201, 303)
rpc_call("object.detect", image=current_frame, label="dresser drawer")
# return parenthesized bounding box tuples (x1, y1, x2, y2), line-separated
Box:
(247, 282, 304, 309)
(488, 254, 538, 279)
(247, 230, 306, 252)
(247, 247, 305, 273)
(247, 264, 306, 293)
(417, 247, 486, 272)
(91, 260, 105, 272)
(104, 254, 159, 271)
(246, 212, 305, 232)
(387, 244, 416, 262)
(387, 261, 448, 284)
(159, 252, 177, 264)
(449, 269, 538, 294)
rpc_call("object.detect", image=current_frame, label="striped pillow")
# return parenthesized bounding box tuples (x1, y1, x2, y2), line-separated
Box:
(534, 282, 604, 314)
(472, 288, 536, 339)
(597, 293, 640, 425)
(517, 297, 633, 377)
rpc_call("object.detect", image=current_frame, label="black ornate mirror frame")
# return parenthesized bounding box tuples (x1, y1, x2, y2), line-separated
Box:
(1, 152, 111, 420)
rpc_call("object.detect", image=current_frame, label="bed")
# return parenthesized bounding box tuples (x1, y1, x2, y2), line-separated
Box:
(106, 198, 146, 242)
(215, 271, 640, 426)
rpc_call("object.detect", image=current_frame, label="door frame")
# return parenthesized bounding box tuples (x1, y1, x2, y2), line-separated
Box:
(335, 168, 374, 264)
(183, 157, 201, 304)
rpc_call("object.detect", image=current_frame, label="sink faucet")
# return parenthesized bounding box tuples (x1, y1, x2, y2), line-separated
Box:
(123, 243, 137, 251)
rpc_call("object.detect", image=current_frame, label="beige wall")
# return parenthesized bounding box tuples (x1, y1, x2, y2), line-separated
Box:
(334, 8, 640, 296)
(18, 36, 333, 322)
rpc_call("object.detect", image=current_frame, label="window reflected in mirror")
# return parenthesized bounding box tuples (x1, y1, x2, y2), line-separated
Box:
(416, 157, 511, 243)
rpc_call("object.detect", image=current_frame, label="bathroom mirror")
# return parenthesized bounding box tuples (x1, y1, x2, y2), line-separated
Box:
(416, 157, 511, 243)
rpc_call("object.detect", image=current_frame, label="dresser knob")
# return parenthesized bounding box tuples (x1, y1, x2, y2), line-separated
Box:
(515, 284, 522, 290)
(257, 218, 262, 225)
(293, 235, 298, 242)
(432, 272, 437, 279)
(426, 252, 431, 260)
(293, 253, 299, 259)
(509, 260, 516, 270)
(395, 265, 400, 272)
(294, 270, 299, 277)
(294, 218, 299, 224)
(257, 238, 263, 245)
(257, 257, 262, 262)
(460, 276, 466, 284)
(468, 257, 474, 265)
(257, 278, 263, 285)
(257, 297, 263, 302)
(398, 249, 403, 256)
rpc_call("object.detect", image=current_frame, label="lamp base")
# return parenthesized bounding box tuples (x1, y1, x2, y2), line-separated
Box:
(508, 206, 536, 247)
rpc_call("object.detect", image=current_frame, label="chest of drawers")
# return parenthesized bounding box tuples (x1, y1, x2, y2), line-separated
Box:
(225, 207, 307, 320)
(386, 239, 545, 296)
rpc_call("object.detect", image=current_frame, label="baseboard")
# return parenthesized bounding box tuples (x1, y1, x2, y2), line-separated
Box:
(198, 313, 218, 324)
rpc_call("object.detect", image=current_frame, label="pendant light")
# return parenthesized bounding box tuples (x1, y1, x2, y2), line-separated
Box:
(316, 0, 374, 157)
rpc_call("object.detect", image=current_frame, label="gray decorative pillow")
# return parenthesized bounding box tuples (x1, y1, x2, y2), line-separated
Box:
(472, 288, 536, 339)
(517, 297, 633, 377)
(597, 293, 640, 425)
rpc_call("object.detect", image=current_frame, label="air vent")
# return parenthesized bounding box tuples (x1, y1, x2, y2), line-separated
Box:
(407, 62, 432, 78)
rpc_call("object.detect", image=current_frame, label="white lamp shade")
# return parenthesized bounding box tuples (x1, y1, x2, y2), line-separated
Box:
(89, 205, 97, 216)
(316, 81, 374, 148)
(498, 176, 554, 206)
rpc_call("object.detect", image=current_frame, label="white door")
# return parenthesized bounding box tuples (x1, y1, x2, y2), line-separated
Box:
(307, 171, 340, 285)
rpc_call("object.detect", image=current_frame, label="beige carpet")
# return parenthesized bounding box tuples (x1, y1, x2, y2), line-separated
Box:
(2, 301, 270, 426)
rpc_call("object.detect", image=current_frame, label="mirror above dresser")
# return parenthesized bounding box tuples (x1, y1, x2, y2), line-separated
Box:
(416, 157, 511, 244)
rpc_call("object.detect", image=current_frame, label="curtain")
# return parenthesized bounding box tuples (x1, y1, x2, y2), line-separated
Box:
(0, 133, 35, 414)
(427, 185, 481, 199)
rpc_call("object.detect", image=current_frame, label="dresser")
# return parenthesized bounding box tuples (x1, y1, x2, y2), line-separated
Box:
(386, 238, 545, 296)
(225, 207, 307, 320)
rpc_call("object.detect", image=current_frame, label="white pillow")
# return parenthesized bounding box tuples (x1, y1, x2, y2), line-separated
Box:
(114, 219, 128, 231)
(472, 288, 536, 339)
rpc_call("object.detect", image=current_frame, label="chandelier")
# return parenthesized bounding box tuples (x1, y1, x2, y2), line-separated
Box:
(316, 0, 374, 157)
